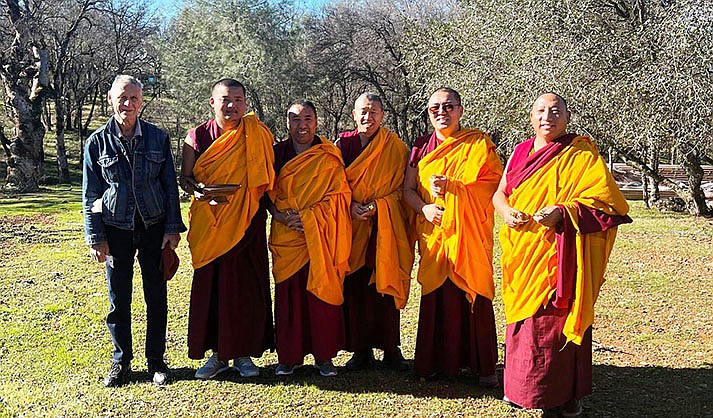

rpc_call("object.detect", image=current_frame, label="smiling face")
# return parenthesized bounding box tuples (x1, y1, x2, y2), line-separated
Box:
(530, 93, 570, 142)
(287, 103, 317, 146)
(108, 81, 143, 127)
(427, 90, 463, 137)
(352, 96, 384, 138)
(210, 84, 246, 130)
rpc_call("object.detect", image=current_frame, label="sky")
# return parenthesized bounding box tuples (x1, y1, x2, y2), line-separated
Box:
(148, 0, 333, 19)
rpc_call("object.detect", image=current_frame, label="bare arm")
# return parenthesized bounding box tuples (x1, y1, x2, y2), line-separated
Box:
(492, 171, 531, 228)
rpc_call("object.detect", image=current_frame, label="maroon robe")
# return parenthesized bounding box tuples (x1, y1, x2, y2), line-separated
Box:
(337, 130, 401, 353)
(410, 133, 498, 378)
(187, 119, 274, 361)
(502, 134, 631, 409)
(272, 137, 346, 365)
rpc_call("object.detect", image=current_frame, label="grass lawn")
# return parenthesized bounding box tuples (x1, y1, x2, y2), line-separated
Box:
(0, 188, 711, 417)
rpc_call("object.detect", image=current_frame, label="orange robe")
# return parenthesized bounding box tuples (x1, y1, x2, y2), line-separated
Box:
(415, 129, 503, 303)
(344, 128, 413, 309)
(268, 137, 352, 306)
(187, 113, 275, 269)
(500, 136, 629, 345)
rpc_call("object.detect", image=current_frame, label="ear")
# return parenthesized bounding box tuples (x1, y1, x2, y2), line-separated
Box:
(209, 97, 215, 106)
(107, 91, 113, 105)
(352, 109, 358, 123)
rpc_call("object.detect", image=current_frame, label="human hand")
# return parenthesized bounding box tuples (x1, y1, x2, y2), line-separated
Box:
(275, 209, 303, 233)
(162, 233, 181, 250)
(90, 241, 110, 263)
(422, 203, 445, 226)
(179, 175, 200, 194)
(532, 206, 562, 227)
(350, 201, 376, 221)
(429, 175, 447, 199)
(504, 208, 530, 228)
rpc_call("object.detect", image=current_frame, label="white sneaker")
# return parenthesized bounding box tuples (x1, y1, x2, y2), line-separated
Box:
(233, 357, 259, 377)
(195, 352, 230, 380)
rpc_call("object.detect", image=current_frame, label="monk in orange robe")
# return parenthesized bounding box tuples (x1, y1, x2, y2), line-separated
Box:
(268, 99, 352, 377)
(336, 93, 413, 372)
(493, 93, 632, 417)
(180, 78, 275, 380)
(403, 87, 502, 386)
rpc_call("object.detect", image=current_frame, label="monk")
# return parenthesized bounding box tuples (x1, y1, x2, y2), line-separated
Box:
(268, 99, 352, 377)
(180, 78, 275, 380)
(403, 87, 502, 386)
(336, 93, 413, 372)
(493, 93, 632, 417)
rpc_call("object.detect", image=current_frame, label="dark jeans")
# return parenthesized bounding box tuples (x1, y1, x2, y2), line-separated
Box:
(105, 220, 167, 367)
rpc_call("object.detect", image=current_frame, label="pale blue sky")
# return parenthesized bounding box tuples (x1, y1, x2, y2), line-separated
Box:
(149, 0, 333, 19)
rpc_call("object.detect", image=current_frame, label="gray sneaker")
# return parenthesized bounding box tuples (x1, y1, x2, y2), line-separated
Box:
(315, 360, 337, 377)
(195, 352, 230, 380)
(233, 357, 259, 377)
(275, 363, 296, 376)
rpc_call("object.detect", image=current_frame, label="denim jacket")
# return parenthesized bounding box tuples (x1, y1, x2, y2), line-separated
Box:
(82, 118, 187, 245)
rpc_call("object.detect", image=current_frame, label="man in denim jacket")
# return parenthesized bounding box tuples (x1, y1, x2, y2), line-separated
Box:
(82, 75, 186, 387)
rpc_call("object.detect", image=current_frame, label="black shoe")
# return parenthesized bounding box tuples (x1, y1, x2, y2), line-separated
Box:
(148, 361, 172, 386)
(382, 349, 409, 371)
(104, 362, 131, 387)
(345, 349, 374, 371)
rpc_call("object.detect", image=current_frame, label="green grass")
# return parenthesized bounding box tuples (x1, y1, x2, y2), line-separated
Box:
(1, 196, 712, 417)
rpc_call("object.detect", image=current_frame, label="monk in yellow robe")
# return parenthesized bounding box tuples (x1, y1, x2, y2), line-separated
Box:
(493, 93, 632, 416)
(180, 78, 275, 380)
(268, 99, 352, 377)
(404, 87, 503, 386)
(336, 93, 413, 372)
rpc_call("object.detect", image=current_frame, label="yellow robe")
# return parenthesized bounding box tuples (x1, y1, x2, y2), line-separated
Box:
(499, 136, 629, 344)
(268, 138, 352, 306)
(187, 113, 274, 269)
(415, 129, 503, 303)
(344, 128, 413, 309)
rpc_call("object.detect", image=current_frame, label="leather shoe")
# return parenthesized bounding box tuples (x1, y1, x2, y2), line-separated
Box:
(345, 350, 374, 371)
(148, 362, 172, 386)
(382, 349, 409, 371)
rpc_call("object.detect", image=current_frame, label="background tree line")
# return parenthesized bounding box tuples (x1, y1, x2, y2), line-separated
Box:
(1, 0, 711, 216)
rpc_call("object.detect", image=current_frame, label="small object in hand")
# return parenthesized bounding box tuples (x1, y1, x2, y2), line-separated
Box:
(511, 210, 530, 222)
(436, 205, 445, 211)
(367, 203, 375, 211)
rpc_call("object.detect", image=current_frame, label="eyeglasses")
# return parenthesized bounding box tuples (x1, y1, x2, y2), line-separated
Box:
(427, 102, 460, 114)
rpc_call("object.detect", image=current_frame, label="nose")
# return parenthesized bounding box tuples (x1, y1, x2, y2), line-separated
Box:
(122, 99, 130, 107)
(227, 101, 234, 108)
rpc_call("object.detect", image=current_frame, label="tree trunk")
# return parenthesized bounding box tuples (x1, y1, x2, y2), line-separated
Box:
(44, 101, 53, 131)
(54, 98, 71, 183)
(646, 143, 660, 207)
(0, 76, 47, 191)
(680, 149, 712, 217)
(0, 0, 51, 191)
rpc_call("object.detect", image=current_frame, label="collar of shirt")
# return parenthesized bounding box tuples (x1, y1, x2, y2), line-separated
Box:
(112, 117, 143, 140)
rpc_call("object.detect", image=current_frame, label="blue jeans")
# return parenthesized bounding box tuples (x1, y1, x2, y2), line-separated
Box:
(105, 220, 167, 367)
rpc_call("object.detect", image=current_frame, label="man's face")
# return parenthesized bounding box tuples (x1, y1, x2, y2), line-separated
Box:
(287, 104, 317, 145)
(530, 93, 570, 141)
(108, 81, 143, 126)
(427, 91, 463, 133)
(352, 98, 384, 138)
(210, 85, 246, 129)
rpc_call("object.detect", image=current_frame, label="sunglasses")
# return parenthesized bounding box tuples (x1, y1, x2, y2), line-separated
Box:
(427, 102, 460, 114)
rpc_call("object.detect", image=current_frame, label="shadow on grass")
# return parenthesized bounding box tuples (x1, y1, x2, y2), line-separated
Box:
(592, 365, 712, 417)
(0, 186, 82, 216)
(159, 363, 712, 416)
